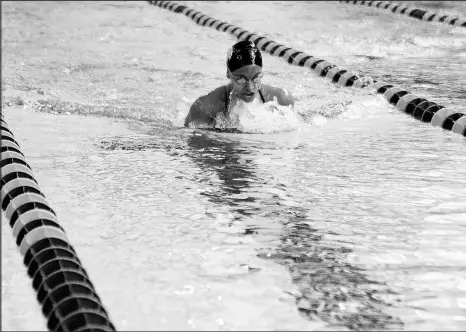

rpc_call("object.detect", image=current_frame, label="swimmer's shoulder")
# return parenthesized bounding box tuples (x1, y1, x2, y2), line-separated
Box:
(206, 85, 228, 103)
(197, 85, 227, 113)
(260, 84, 294, 107)
(185, 86, 227, 126)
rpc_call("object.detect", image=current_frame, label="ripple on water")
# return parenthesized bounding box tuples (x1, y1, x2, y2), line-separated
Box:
(3, 0, 466, 330)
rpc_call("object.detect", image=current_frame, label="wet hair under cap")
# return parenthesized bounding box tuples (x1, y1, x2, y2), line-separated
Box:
(226, 40, 262, 73)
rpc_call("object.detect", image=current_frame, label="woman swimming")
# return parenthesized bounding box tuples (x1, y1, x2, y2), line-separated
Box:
(184, 40, 295, 127)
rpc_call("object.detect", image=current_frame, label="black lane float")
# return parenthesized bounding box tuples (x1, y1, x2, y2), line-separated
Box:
(1, 114, 116, 332)
(340, 1, 466, 28)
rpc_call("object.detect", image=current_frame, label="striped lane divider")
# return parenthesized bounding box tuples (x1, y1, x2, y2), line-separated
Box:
(1, 115, 116, 332)
(340, 1, 466, 28)
(147, 0, 466, 136)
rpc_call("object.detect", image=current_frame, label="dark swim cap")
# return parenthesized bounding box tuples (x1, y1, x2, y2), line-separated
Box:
(227, 40, 262, 72)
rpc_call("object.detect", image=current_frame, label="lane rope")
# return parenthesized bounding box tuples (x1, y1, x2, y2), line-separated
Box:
(1, 113, 116, 332)
(340, 1, 466, 28)
(148, 0, 466, 136)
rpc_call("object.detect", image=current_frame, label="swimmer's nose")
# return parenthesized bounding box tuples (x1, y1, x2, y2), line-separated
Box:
(244, 83, 256, 93)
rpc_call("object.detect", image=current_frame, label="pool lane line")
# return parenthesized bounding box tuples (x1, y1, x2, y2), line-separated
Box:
(147, 0, 466, 136)
(340, 1, 466, 28)
(1, 114, 116, 332)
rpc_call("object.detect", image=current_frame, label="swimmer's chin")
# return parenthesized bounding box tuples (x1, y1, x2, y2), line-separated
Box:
(238, 94, 255, 103)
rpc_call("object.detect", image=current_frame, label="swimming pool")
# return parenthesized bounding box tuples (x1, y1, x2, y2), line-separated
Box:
(2, 1, 466, 330)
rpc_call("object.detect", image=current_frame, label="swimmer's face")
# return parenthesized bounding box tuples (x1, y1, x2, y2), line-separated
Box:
(228, 65, 263, 103)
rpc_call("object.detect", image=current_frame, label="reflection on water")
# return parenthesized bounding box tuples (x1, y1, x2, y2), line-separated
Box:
(3, 1, 466, 330)
(99, 129, 405, 329)
(184, 131, 403, 330)
(187, 133, 260, 222)
(268, 223, 403, 330)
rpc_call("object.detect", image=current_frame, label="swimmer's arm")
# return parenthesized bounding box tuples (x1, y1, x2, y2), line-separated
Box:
(184, 98, 215, 127)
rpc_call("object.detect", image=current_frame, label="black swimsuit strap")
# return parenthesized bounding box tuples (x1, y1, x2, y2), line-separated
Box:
(259, 89, 265, 103)
(224, 85, 229, 115)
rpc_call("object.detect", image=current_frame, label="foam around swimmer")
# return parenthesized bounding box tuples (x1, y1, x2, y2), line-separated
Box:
(214, 97, 301, 133)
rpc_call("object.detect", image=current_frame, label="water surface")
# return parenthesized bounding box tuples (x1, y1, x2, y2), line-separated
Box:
(2, 1, 466, 331)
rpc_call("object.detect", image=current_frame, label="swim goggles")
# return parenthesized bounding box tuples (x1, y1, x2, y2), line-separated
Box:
(231, 73, 263, 85)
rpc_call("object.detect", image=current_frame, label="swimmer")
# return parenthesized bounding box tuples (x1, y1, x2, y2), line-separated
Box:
(184, 40, 295, 127)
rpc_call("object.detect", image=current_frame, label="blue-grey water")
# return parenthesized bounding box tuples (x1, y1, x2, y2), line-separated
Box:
(2, 1, 466, 331)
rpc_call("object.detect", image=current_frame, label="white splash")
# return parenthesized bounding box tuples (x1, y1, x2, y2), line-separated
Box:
(215, 96, 301, 133)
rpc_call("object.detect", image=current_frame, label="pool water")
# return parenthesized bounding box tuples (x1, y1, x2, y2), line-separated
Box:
(2, 1, 466, 330)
